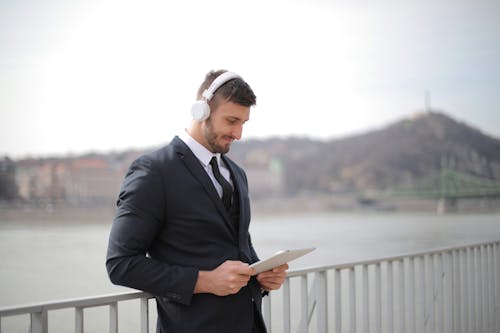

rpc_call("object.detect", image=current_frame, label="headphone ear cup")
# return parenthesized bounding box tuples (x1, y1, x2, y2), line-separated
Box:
(191, 100, 210, 121)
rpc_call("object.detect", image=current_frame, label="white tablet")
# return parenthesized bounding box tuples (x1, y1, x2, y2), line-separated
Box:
(250, 247, 316, 275)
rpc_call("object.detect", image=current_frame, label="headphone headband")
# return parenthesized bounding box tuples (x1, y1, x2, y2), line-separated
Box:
(191, 71, 241, 122)
(201, 71, 241, 101)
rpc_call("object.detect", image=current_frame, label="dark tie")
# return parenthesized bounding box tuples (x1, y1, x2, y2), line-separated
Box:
(210, 156, 233, 209)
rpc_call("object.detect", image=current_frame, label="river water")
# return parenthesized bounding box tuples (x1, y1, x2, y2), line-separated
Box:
(1, 212, 499, 332)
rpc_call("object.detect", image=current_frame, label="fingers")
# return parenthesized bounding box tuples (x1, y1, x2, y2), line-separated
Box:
(257, 263, 289, 291)
(209, 261, 255, 296)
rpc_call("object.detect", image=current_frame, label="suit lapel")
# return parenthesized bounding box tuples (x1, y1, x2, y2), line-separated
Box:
(172, 137, 237, 236)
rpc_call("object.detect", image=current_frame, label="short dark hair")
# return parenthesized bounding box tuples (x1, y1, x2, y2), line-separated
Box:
(197, 70, 256, 110)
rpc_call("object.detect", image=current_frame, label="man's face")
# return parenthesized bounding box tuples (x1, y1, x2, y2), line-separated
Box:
(202, 100, 250, 154)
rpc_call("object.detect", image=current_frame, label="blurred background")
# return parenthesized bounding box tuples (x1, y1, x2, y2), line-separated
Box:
(1, 0, 500, 331)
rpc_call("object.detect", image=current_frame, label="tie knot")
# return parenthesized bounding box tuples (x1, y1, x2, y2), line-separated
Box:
(209, 156, 218, 168)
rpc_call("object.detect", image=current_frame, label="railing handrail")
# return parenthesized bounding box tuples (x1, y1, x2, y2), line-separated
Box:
(289, 239, 500, 276)
(1, 239, 498, 317)
(0, 291, 152, 317)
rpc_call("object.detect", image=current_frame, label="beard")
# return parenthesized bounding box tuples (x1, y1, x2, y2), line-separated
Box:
(204, 118, 231, 154)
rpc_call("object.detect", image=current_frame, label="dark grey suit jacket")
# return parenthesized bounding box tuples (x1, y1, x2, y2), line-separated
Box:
(106, 136, 265, 333)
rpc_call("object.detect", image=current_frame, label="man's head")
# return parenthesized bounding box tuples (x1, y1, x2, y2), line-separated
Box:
(188, 70, 256, 154)
(196, 70, 256, 113)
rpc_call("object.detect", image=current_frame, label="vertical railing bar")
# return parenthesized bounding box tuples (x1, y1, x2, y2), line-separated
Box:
(298, 273, 318, 333)
(362, 265, 369, 333)
(451, 250, 460, 333)
(435, 253, 444, 333)
(140, 297, 149, 333)
(333, 269, 341, 333)
(75, 307, 84, 333)
(299, 274, 309, 333)
(443, 251, 453, 333)
(109, 302, 118, 333)
(30, 310, 48, 333)
(406, 257, 415, 333)
(480, 245, 487, 332)
(414, 256, 424, 333)
(494, 243, 500, 333)
(484, 245, 490, 333)
(477, 246, 482, 333)
(466, 247, 476, 332)
(487, 244, 494, 333)
(374, 263, 381, 333)
(424, 254, 433, 333)
(488, 244, 496, 332)
(315, 271, 327, 333)
(386, 261, 394, 333)
(397, 260, 404, 333)
(263, 291, 271, 332)
(307, 280, 317, 325)
(474, 247, 481, 333)
(493, 242, 500, 332)
(348, 267, 356, 333)
(283, 278, 291, 333)
(459, 249, 467, 333)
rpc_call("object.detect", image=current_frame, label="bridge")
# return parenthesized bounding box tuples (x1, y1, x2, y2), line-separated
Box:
(1, 240, 499, 333)
(386, 158, 500, 213)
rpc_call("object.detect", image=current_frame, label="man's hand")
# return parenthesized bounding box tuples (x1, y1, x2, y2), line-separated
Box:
(194, 261, 255, 296)
(257, 263, 289, 291)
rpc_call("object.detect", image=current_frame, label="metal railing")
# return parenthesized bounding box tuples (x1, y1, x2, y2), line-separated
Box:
(1, 240, 499, 333)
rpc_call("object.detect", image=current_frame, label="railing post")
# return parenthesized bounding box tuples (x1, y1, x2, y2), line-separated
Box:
(315, 271, 327, 333)
(486, 244, 494, 333)
(297, 274, 308, 333)
(30, 311, 48, 333)
(109, 302, 118, 333)
(361, 265, 369, 333)
(263, 291, 271, 331)
(75, 307, 84, 333)
(473, 246, 480, 333)
(434, 253, 443, 333)
(459, 249, 467, 333)
(480, 245, 487, 332)
(348, 268, 356, 333)
(333, 269, 341, 333)
(414, 256, 424, 333)
(405, 257, 415, 333)
(443, 251, 453, 333)
(494, 243, 500, 333)
(467, 246, 474, 333)
(283, 279, 291, 333)
(140, 297, 149, 333)
(385, 261, 394, 333)
(396, 260, 404, 333)
(374, 263, 381, 333)
(451, 250, 460, 333)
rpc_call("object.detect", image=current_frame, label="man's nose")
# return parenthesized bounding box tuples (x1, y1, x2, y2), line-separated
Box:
(232, 125, 243, 140)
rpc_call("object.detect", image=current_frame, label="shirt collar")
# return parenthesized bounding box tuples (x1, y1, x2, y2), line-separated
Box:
(179, 129, 220, 167)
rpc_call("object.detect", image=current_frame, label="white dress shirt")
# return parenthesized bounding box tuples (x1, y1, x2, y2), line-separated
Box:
(179, 130, 233, 198)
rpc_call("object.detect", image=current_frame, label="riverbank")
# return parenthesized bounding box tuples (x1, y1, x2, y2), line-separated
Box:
(1, 194, 499, 223)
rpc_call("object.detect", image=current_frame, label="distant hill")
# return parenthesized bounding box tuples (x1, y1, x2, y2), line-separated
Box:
(229, 110, 500, 194)
(2, 110, 500, 209)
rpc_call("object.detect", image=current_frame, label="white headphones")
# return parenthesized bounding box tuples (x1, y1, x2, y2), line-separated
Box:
(191, 71, 241, 121)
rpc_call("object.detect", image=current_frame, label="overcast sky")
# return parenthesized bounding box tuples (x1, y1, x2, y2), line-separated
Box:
(1, 0, 499, 158)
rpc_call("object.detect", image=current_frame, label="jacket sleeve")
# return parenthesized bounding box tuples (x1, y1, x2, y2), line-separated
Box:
(105, 155, 198, 306)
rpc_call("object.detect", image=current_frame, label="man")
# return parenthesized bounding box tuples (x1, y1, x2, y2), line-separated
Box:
(106, 70, 288, 333)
